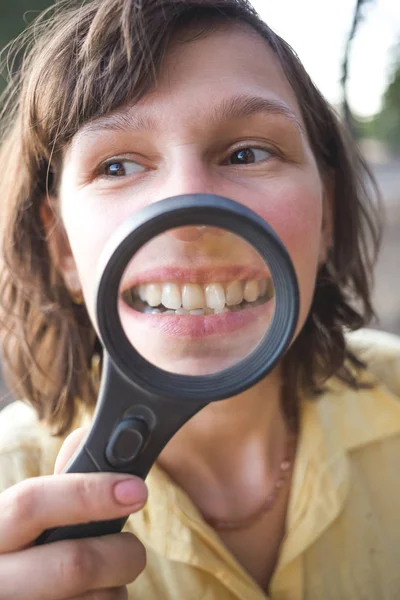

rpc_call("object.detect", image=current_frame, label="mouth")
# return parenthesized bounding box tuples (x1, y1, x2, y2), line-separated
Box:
(122, 277, 274, 315)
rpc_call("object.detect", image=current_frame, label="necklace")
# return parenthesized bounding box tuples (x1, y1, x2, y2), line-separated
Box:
(202, 436, 297, 531)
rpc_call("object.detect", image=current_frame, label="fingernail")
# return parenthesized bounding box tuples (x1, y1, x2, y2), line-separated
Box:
(113, 478, 147, 507)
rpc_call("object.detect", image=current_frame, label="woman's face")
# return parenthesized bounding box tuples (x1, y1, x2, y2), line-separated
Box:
(56, 24, 331, 375)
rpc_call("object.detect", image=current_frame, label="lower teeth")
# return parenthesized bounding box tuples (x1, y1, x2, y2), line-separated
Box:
(137, 296, 268, 315)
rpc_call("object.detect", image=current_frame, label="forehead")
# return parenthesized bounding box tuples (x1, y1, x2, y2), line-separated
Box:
(75, 23, 305, 140)
(162, 23, 298, 103)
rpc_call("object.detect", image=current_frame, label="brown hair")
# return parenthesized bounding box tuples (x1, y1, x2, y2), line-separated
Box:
(0, 0, 381, 436)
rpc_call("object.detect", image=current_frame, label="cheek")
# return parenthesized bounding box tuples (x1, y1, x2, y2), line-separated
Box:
(60, 190, 128, 324)
(249, 176, 324, 331)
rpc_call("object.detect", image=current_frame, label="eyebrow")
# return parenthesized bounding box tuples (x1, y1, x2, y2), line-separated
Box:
(79, 94, 305, 137)
(214, 95, 305, 134)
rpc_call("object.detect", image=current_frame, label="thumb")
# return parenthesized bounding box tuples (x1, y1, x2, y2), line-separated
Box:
(54, 427, 89, 474)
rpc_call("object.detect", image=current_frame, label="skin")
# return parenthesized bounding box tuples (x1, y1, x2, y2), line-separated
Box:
(0, 24, 333, 597)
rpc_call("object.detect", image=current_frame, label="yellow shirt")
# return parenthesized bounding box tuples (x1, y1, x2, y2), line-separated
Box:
(1, 328, 400, 599)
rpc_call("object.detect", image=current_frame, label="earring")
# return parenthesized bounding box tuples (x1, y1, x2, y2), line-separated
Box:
(69, 287, 84, 305)
(91, 352, 101, 387)
(64, 270, 84, 305)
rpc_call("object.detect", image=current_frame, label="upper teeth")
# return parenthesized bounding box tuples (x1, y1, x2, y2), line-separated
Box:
(132, 279, 271, 311)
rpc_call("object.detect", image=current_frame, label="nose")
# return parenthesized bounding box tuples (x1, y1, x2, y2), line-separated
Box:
(157, 148, 230, 242)
(168, 225, 226, 241)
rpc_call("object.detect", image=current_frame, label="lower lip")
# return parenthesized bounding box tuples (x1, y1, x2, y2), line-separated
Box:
(119, 299, 274, 339)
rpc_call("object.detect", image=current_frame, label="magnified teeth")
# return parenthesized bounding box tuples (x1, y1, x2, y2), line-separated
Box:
(182, 283, 205, 310)
(146, 283, 162, 307)
(144, 307, 161, 314)
(259, 279, 268, 296)
(204, 283, 225, 310)
(138, 285, 147, 302)
(214, 306, 229, 313)
(161, 283, 182, 309)
(123, 277, 274, 314)
(225, 280, 243, 306)
(243, 279, 259, 303)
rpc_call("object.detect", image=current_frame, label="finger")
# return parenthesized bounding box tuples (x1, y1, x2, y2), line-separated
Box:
(66, 586, 128, 600)
(54, 428, 89, 474)
(0, 533, 144, 600)
(70, 587, 128, 600)
(0, 473, 148, 552)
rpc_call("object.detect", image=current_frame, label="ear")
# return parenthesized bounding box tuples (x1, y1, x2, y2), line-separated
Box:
(40, 197, 83, 303)
(318, 170, 334, 264)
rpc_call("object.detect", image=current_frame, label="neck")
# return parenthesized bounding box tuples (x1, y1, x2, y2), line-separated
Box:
(158, 367, 292, 507)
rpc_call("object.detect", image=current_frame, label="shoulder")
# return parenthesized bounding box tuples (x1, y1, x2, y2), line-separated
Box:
(294, 331, 400, 595)
(345, 328, 400, 396)
(315, 329, 400, 453)
(0, 400, 41, 450)
(0, 401, 63, 493)
(343, 329, 400, 501)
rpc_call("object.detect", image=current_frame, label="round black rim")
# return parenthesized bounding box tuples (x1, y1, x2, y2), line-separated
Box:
(95, 194, 299, 403)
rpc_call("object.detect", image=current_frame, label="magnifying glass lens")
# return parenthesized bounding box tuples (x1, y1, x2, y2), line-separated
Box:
(119, 225, 275, 375)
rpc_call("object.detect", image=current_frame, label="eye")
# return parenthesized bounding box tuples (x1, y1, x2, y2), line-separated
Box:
(226, 147, 273, 165)
(100, 159, 146, 177)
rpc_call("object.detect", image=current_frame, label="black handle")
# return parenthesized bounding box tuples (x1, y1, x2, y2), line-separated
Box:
(35, 516, 127, 545)
(34, 356, 204, 546)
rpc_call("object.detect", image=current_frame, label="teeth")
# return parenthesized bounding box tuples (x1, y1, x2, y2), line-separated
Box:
(225, 280, 243, 306)
(138, 285, 147, 302)
(243, 279, 259, 303)
(143, 306, 161, 314)
(259, 279, 268, 296)
(182, 283, 205, 310)
(146, 283, 162, 307)
(126, 278, 272, 312)
(161, 283, 182, 309)
(214, 306, 229, 313)
(204, 283, 225, 310)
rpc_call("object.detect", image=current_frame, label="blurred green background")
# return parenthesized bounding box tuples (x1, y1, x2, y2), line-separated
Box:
(0, 1, 49, 48)
(0, 1, 50, 92)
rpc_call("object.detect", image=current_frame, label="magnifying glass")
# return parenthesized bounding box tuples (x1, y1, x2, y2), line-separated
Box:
(35, 193, 299, 545)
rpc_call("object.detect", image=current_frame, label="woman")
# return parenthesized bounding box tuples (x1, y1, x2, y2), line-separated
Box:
(0, 1, 399, 598)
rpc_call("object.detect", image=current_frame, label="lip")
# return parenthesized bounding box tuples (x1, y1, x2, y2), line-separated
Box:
(120, 265, 271, 291)
(119, 296, 274, 340)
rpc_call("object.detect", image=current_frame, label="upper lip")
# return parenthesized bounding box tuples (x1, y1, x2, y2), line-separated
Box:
(120, 266, 271, 292)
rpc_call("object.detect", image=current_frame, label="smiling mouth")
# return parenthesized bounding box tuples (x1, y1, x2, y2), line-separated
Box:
(122, 277, 274, 315)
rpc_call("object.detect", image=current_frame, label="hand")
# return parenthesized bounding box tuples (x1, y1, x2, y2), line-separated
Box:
(0, 427, 148, 600)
